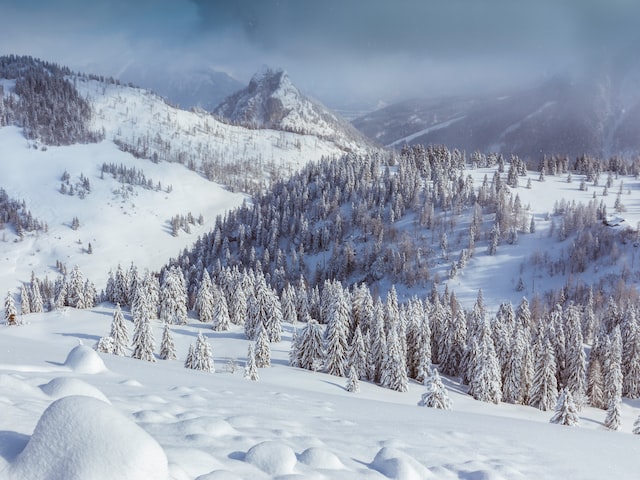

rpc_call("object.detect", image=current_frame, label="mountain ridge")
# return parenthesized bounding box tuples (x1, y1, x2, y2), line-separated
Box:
(214, 67, 378, 153)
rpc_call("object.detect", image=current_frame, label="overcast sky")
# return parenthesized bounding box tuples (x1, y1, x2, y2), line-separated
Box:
(1, 0, 638, 108)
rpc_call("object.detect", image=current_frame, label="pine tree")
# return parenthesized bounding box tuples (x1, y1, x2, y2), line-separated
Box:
(468, 319, 502, 403)
(20, 284, 31, 315)
(604, 396, 622, 431)
(212, 284, 231, 331)
(632, 415, 640, 435)
(229, 281, 247, 326)
(564, 304, 586, 398)
(131, 316, 156, 362)
(346, 365, 360, 393)
(418, 368, 452, 410)
(159, 266, 188, 325)
(255, 323, 271, 368)
(324, 287, 350, 377)
(30, 281, 44, 313)
(281, 284, 298, 325)
(587, 351, 606, 409)
(195, 270, 215, 323)
(550, 388, 580, 426)
(159, 323, 177, 360)
(109, 303, 129, 356)
(347, 324, 367, 379)
(4, 291, 17, 325)
(380, 326, 409, 392)
(603, 328, 623, 430)
(529, 338, 558, 411)
(413, 306, 432, 384)
(244, 343, 259, 381)
(191, 332, 214, 372)
(67, 265, 85, 308)
(294, 317, 324, 371)
(502, 326, 530, 404)
(622, 310, 640, 398)
(184, 343, 195, 369)
(440, 307, 467, 377)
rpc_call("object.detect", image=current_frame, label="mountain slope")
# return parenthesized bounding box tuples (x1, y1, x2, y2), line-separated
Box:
(354, 75, 640, 160)
(214, 67, 378, 153)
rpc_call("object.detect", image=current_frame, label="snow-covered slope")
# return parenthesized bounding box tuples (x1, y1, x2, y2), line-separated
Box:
(1, 309, 638, 480)
(0, 126, 246, 294)
(214, 67, 377, 153)
(77, 76, 361, 186)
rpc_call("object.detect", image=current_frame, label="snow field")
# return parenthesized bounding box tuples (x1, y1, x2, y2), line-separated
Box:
(1, 308, 639, 479)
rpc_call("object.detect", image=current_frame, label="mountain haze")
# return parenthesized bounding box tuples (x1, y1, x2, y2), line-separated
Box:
(354, 73, 640, 160)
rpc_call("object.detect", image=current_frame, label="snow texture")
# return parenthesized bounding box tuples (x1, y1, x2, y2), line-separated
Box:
(8, 395, 168, 480)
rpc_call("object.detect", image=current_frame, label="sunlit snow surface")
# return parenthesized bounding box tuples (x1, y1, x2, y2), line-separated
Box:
(0, 309, 638, 479)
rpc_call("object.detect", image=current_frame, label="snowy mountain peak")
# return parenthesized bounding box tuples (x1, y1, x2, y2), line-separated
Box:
(214, 66, 378, 153)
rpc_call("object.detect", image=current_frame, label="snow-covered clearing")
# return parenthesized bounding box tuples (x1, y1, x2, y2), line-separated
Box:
(1, 309, 638, 480)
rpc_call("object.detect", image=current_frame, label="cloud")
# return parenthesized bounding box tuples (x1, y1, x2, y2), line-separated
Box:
(1, 0, 639, 107)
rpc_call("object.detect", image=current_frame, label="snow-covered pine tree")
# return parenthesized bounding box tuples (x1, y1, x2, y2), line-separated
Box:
(294, 317, 324, 371)
(228, 279, 247, 326)
(604, 396, 622, 430)
(192, 332, 214, 372)
(440, 307, 467, 377)
(347, 324, 367, 379)
(212, 284, 231, 331)
(564, 304, 587, 398)
(66, 265, 85, 309)
(195, 269, 214, 323)
(413, 303, 432, 384)
(131, 316, 156, 362)
(281, 284, 298, 325)
(622, 308, 640, 398)
(30, 280, 44, 313)
(529, 338, 558, 411)
(468, 319, 502, 404)
(502, 326, 530, 404)
(633, 415, 640, 435)
(587, 347, 606, 409)
(603, 327, 623, 430)
(4, 291, 17, 325)
(346, 365, 360, 393)
(184, 343, 195, 369)
(550, 388, 580, 426)
(380, 326, 409, 392)
(20, 284, 30, 315)
(159, 323, 177, 360)
(324, 286, 350, 377)
(244, 343, 259, 381)
(367, 300, 386, 383)
(83, 279, 97, 308)
(418, 368, 452, 410)
(159, 266, 188, 325)
(109, 303, 129, 356)
(255, 322, 271, 368)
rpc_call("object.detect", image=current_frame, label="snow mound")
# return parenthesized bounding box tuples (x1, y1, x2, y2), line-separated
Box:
(0, 374, 46, 398)
(370, 447, 435, 480)
(9, 395, 168, 480)
(244, 440, 297, 476)
(195, 471, 243, 480)
(39, 377, 110, 403)
(298, 447, 345, 470)
(63, 344, 107, 374)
